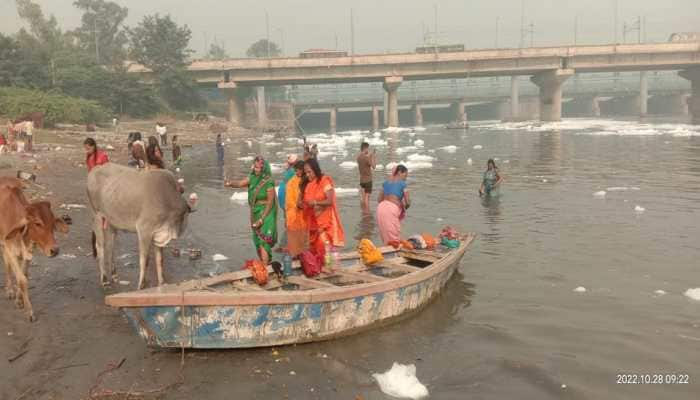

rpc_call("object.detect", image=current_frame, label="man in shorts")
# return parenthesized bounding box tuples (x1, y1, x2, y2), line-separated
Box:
(357, 142, 376, 211)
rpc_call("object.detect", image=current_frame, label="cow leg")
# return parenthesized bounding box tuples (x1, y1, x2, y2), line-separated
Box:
(104, 225, 117, 282)
(155, 246, 165, 286)
(2, 247, 15, 300)
(93, 215, 108, 285)
(10, 255, 33, 321)
(137, 232, 152, 290)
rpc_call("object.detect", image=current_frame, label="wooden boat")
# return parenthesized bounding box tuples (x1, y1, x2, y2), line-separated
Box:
(105, 234, 475, 349)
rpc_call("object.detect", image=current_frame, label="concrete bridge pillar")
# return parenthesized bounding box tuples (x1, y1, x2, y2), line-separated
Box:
(383, 76, 403, 127)
(679, 68, 700, 124)
(218, 81, 245, 126)
(531, 69, 574, 122)
(510, 76, 520, 119)
(591, 96, 601, 117)
(371, 105, 380, 131)
(451, 102, 467, 124)
(412, 104, 423, 127)
(329, 106, 338, 134)
(639, 72, 648, 117)
(256, 86, 267, 127)
(682, 94, 691, 116)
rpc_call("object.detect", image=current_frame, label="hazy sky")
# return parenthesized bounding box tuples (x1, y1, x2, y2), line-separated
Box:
(1, 0, 698, 57)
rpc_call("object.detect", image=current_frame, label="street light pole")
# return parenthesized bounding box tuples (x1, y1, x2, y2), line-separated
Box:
(265, 10, 270, 58)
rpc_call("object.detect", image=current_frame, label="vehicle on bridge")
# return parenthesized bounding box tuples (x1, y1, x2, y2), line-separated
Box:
(668, 32, 700, 43)
(300, 49, 348, 58)
(416, 44, 465, 54)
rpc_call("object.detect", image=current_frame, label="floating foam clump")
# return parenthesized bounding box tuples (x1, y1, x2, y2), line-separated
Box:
(375, 164, 384, 171)
(403, 160, 433, 170)
(270, 164, 284, 173)
(212, 254, 229, 262)
(573, 286, 587, 293)
(230, 192, 247, 202)
(373, 362, 429, 400)
(467, 158, 473, 165)
(414, 139, 425, 147)
(439, 145, 457, 153)
(237, 156, 254, 162)
(406, 154, 435, 162)
(396, 146, 418, 155)
(413, 127, 427, 132)
(473, 145, 483, 150)
(373, 131, 382, 138)
(634, 205, 645, 213)
(382, 127, 412, 134)
(653, 290, 667, 296)
(593, 191, 606, 198)
(684, 288, 700, 301)
(607, 187, 641, 191)
(245, 140, 252, 147)
(339, 161, 357, 169)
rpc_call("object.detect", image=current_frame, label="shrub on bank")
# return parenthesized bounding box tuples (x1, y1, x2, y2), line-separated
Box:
(0, 87, 109, 126)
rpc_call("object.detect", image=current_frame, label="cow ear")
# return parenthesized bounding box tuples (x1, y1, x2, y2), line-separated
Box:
(54, 218, 69, 233)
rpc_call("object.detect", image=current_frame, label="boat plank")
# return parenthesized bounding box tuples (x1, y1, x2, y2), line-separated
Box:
(232, 281, 265, 291)
(333, 270, 388, 282)
(287, 276, 337, 289)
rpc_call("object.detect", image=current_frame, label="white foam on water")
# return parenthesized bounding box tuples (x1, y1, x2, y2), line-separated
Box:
(467, 158, 473, 165)
(230, 192, 247, 202)
(382, 127, 413, 134)
(606, 186, 640, 191)
(593, 190, 606, 198)
(407, 131, 417, 137)
(406, 153, 435, 162)
(373, 131, 382, 138)
(503, 160, 510, 163)
(653, 290, 667, 296)
(385, 162, 398, 172)
(265, 142, 282, 146)
(542, 179, 548, 183)
(245, 140, 252, 147)
(339, 161, 357, 169)
(634, 205, 645, 213)
(473, 145, 483, 150)
(413, 127, 427, 132)
(334, 187, 359, 196)
(237, 156, 254, 161)
(365, 137, 388, 146)
(403, 160, 433, 170)
(414, 139, 425, 147)
(212, 254, 229, 262)
(270, 163, 284, 173)
(375, 164, 384, 171)
(684, 288, 700, 301)
(573, 286, 587, 293)
(438, 144, 457, 153)
(373, 362, 429, 400)
(396, 146, 418, 154)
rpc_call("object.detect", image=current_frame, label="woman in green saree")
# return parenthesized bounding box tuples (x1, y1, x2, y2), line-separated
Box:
(225, 156, 278, 265)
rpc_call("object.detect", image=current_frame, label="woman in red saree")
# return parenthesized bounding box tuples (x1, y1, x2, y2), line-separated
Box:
(301, 158, 345, 258)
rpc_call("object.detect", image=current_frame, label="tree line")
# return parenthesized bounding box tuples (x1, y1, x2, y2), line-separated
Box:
(0, 0, 284, 124)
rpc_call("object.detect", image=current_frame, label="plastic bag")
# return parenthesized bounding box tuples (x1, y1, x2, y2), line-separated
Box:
(358, 239, 384, 265)
(245, 259, 269, 285)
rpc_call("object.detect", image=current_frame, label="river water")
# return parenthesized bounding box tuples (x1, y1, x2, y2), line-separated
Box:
(166, 118, 700, 399)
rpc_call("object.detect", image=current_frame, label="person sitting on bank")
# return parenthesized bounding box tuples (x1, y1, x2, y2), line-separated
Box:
(83, 138, 109, 172)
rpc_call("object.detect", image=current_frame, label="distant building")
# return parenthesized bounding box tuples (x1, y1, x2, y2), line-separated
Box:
(668, 32, 700, 43)
(299, 49, 348, 59)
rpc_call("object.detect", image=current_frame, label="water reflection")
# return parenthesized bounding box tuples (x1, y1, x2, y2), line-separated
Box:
(353, 209, 376, 241)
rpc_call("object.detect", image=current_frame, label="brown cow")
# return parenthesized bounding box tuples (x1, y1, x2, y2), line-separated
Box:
(0, 179, 68, 321)
(13, 112, 44, 129)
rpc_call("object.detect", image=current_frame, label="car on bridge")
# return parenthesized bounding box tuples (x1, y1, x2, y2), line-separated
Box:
(300, 49, 348, 59)
(668, 32, 700, 43)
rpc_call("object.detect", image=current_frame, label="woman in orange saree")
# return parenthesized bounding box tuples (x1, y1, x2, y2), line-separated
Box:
(301, 158, 345, 258)
(285, 160, 308, 257)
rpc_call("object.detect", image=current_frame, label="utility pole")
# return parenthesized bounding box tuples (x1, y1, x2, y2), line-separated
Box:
(350, 8, 355, 56)
(495, 16, 500, 48)
(574, 15, 578, 46)
(529, 22, 534, 47)
(265, 10, 270, 58)
(613, 0, 618, 43)
(434, 3, 438, 47)
(519, 0, 525, 48)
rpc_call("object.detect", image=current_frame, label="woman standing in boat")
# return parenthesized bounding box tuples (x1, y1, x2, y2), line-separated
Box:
(225, 156, 278, 265)
(285, 160, 308, 258)
(302, 158, 345, 259)
(376, 165, 410, 246)
(479, 159, 503, 197)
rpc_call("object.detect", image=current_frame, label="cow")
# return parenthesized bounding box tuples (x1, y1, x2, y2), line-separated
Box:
(87, 164, 196, 289)
(13, 112, 44, 129)
(0, 178, 68, 321)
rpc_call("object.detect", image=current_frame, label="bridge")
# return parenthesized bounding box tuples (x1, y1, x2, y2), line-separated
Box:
(130, 42, 700, 126)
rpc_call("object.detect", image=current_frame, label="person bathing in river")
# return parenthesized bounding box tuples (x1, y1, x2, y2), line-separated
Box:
(83, 138, 109, 172)
(224, 156, 277, 265)
(301, 158, 345, 260)
(216, 134, 225, 164)
(357, 142, 376, 212)
(376, 165, 410, 246)
(479, 158, 503, 197)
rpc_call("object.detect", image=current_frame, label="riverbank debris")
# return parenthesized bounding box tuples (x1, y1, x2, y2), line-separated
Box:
(373, 362, 428, 400)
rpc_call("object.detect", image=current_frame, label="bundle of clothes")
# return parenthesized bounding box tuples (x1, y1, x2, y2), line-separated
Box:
(438, 226, 460, 248)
